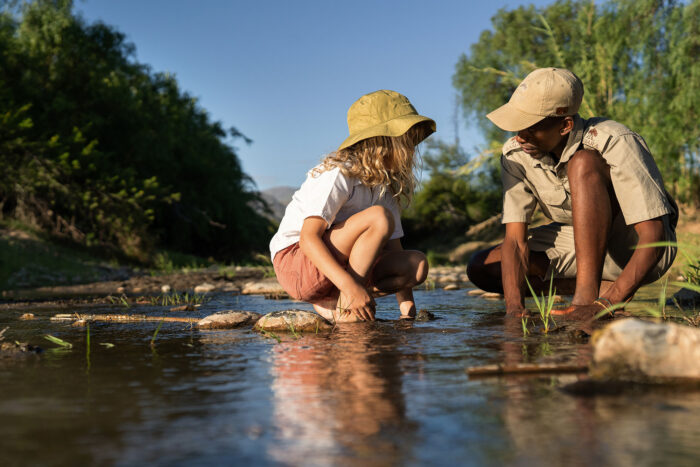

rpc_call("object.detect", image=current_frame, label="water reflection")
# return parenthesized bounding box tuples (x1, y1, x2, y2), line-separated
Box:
(268, 324, 412, 466)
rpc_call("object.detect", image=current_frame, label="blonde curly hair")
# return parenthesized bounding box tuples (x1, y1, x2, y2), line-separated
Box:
(315, 121, 433, 207)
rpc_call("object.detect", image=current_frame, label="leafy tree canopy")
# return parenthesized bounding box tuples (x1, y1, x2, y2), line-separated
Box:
(0, 0, 273, 261)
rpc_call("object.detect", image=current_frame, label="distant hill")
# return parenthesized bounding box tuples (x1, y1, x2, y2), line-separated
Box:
(260, 186, 296, 222)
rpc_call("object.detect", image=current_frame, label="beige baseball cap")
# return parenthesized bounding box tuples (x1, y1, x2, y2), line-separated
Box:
(486, 67, 584, 132)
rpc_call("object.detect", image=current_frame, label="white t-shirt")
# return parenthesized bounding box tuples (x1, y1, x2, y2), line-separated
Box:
(269, 165, 404, 260)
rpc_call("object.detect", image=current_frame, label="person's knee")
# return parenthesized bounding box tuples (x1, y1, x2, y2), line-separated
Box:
(567, 149, 607, 182)
(364, 205, 394, 238)
(467, 247, 502, 292)
(411, 251, 429, 285)
(466, 248, 490, 282)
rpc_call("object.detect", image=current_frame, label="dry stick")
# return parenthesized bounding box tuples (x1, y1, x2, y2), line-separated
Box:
(466, 362, 588, 377)
(51, 314, 200, 324)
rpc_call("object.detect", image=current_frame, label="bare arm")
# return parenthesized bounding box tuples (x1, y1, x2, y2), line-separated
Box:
(299, 216, 375, 320)
(502, 222, 529, 315)
(384, 238, 417, 318)
(602, 217, 665, 304)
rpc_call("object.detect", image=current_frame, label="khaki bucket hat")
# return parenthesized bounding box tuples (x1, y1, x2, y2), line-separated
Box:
(338, 90, 436, 151)
(487, 68, 584, 132)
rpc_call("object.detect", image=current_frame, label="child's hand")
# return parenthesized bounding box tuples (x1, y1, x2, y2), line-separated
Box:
(338, 283, 376, 321)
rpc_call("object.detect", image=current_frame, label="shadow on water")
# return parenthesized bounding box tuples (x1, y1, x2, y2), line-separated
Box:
(0, 288, 699, 465)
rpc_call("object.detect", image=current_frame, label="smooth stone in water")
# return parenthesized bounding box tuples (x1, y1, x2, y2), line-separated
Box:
(415, 309, 436, 321)
(161, 284, 172, 293)
(443, 284, 459, 291)
(254, 310, 333, 332)
(481, 292, 503, 299)
(198, 310, 261, 329)
(591, 318, 700, 382)
(194, 282, 216, 294)
(242, 278, 286, 295)
(19, 313, 35, 320)
(467, 289, 486, 296)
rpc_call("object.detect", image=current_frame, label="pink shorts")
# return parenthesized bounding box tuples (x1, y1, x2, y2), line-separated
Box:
(273, 242, 347, 303)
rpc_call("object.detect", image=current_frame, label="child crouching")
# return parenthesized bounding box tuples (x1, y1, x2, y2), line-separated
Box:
(269, 90, 435, 322)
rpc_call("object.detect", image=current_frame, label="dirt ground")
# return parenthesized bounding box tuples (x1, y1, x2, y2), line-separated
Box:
(2, 204, 698, 306)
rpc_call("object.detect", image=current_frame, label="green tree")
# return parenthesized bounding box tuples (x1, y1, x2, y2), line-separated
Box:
(454, 0, 700, 202)
(0, 0, 273, 261)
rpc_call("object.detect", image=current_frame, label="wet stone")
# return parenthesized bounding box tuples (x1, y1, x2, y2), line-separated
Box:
(18, 313, 35, 320)
(443, 284, 459, 291)
(481, 292, 503, 299)
(591, 318, 700, 382)
(1, 341, 42, 357)
(197, 310, 262, 330)
(242, 278, 285, 295)
(194, 283, 216, 294)
(467, 289, 486, 296)
(254, 310, 333, 332)
(415, 309, 436, 321)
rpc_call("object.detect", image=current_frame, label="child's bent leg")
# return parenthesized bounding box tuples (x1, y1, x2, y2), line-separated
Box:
(322, 205, 396, 320)
(370, 250, 428, 318)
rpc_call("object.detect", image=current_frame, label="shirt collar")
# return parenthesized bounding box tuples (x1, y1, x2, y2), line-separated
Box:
(556, 114, 584, 167)
(524, 114, 584, 171)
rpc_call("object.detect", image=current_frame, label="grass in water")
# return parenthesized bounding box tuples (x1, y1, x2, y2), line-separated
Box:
(521, 316, 530, 337)
(44, 334, 73, 348)
(287, 320, 300, 339)
(150, 319, 164, 348)
(524, 274, 557, 333)
(86, 323, 91, 373)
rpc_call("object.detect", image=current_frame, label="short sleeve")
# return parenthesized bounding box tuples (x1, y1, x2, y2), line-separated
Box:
(296, 167, 352, 227)
(384, 194, 404, 240)
(501, 154, 537, 224)
(602, 134, 673, 225)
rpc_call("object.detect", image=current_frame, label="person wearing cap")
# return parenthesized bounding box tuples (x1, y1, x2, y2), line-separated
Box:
(269, 90, 436, 323)
(467, 67, 677, 319)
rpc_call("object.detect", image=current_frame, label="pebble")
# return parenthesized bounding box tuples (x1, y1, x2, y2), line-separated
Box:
(194, 283, 216, 294)
(467, 289, 486, 296)
(161, 284, 172, 293)
(116, 286, 125, 294)
(18, 313, 35, 320)
(481, 292, 503, 299)
(415, 309, 436, 321)
(443, 284, 459, 291)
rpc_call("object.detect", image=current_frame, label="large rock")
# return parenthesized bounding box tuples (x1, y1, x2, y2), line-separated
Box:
(591, 318, 700, 382)
(197, 310, 262, 329)
(254, 310, 333, 332)
(242, 278, 286, 295)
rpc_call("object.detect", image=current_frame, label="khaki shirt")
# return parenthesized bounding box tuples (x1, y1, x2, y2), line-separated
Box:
(501, 115, 677, 227)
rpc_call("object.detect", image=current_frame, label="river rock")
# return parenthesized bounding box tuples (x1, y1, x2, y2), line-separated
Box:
(671, 287, 700, 308)
(197, 310, 262, 329)
(254, 310, 333, 332)
(443, 284, 459, 291)
(467, 289, 486, 296)
(591, 318, 700, 382)
(19, 313, 35, 320)
(194, 282, 216, 294)
(415, 309, 436, 321)
(242, 278, 286, 295)
(161, 284, 172, 293)
(481, 292, 503, 299)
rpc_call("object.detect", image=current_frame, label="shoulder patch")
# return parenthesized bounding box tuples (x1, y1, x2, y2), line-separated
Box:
(502, 137, 521, 155)
(582, 126, 611, 152)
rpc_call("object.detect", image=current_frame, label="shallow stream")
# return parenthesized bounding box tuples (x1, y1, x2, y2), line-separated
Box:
(2, 287, 700, 466)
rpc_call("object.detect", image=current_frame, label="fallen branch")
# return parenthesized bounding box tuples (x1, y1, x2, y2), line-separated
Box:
(51, 313, 199, 324)
(466, 362, 588, 377)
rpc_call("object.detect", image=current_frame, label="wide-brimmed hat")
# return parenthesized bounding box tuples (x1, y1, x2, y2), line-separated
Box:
(487, 68, 584, 132)
(338, 90, 436, 151)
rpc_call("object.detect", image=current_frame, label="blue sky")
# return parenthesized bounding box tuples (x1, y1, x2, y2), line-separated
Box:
(76, 0, 552, 190)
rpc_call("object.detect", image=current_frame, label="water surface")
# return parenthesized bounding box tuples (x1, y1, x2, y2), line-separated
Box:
(1, 288, 699, 466)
